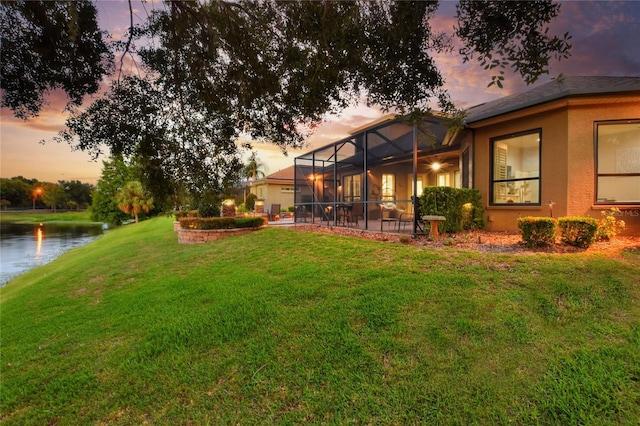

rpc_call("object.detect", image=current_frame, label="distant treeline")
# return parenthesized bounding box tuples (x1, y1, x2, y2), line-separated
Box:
(0, 176, 94, 211)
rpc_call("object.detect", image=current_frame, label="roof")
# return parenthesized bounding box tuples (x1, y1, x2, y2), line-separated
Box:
(253, 165, 312, 184)
(465, 76, 640, 124)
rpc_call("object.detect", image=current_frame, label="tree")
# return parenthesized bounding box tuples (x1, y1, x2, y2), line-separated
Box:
(55, 76, 244, 206)
(116, 181, 154, 224)
(90, 156, 136, 226)
(59, 180, 95, 210)
(11, 1, 570, 207)
(244, 152, 267, 183)
(41, 182, 67, 212)
(242, 152, 266, 204)
(0, 177, 32, 208)
(0, 0, 113, 118)
(455, 0, 572, 88)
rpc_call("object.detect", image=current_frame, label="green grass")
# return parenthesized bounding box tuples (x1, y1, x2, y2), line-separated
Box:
(0, 211, 97, 224)
(1, 217, 639, 424)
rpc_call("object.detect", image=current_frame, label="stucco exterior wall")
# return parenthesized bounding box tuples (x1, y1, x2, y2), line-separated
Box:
(473, 107, 569, 232)
(472, 95, 640, 235)
(566, 98, 640, 234)
(251, 183, 294, 212)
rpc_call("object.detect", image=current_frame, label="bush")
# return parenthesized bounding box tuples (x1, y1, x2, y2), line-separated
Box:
(517, 217, 557, 248)
(558, 216, 598, 248)
(245, 193, 257, 211)
(596, 208, 626, 241)
(174, 210, 197, 219)
(179, 217, 264, 230)
(419, 187, 484, 233)
(198, 203, 220, 218)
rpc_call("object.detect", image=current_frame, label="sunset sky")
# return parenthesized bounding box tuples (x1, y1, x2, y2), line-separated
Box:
(1, 0, 639, 184)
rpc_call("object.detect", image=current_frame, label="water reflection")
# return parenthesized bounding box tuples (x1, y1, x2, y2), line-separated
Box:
(36, 225, 43, 257)
(1, 222, 104, 286)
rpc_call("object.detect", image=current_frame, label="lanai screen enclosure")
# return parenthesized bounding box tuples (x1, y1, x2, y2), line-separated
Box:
(294, 115, 468, 236)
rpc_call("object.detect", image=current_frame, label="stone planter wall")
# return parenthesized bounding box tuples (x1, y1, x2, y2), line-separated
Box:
(177, 226, 264, 244)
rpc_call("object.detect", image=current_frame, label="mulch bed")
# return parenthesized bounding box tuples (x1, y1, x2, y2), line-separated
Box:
(292, 224, 640, 256)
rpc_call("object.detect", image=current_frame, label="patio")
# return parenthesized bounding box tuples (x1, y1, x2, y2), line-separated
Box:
(293, 114, 468, 236)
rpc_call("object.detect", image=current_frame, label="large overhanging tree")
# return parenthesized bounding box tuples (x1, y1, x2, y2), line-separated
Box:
(2, 0, 571, 207)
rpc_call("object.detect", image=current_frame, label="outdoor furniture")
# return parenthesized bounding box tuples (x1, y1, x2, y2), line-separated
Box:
(398, 211, 414, 232)
(295, 206, 311, 222)
(346, 202, 364, 226)
(381, 208, 402, 231)
(422, 215, 446, 237)
(268, 204, 281, 221)
(334, 204, 350, 226)
(323, 206, 334, 225)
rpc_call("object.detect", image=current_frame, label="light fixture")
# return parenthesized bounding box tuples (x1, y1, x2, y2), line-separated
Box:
(431, 162, 441, 171)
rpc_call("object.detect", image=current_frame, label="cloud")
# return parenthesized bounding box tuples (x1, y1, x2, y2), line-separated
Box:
(550, 1, 640, 76)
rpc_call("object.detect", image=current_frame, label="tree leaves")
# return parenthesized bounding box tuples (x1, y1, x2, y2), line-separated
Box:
(12, 0, 572, 209)
(455, 0, 572, 85)
(0, 0, 113, 118)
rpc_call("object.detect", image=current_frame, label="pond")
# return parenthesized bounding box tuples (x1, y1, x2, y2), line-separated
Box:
(0, 222, 104, 287)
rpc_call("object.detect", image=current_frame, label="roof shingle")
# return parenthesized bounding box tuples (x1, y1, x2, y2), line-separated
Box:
(465, 76, 640, 124)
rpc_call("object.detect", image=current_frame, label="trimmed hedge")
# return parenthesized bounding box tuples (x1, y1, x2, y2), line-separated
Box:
(558, 216, 598, 248)
(179, 217, 264, 230)
(517, 216, 557, 248)
(174, 210, 198, 219)
(418, 187, 484, 233)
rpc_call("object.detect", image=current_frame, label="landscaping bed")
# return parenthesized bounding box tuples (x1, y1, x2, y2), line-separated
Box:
(292, 224, 640, 256)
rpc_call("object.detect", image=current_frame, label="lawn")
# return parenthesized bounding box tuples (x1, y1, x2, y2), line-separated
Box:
(0, 211, 97, 224)
(1, 217, 639, 425)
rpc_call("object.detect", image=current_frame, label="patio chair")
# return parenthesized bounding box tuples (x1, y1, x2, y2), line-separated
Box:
(295, 206, 311, 222)
(398, 211, 414, 232)
(381, 208, 401, 231)
(347, 202, 364, 226)
(268, 204, 281, 221)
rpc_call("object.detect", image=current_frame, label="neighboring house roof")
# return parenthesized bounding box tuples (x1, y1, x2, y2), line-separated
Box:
(465, 76, 640, 124)
(253, 165, 312, 185)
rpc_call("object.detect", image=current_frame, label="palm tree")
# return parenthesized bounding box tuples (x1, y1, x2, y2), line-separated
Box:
(243, 152, 266, 203)
(244, 152, 266, 182)
(116, 181, 154, 223)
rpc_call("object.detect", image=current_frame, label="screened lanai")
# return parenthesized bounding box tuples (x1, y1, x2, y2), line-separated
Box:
(294, 114, 468, 236)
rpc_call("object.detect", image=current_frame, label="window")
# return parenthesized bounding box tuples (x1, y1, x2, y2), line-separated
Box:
(490, 130, 541, 205)
(381, 174, 395, 201)
(596, 120, 640, 204)
(436, 172, 450, 187)
(343, 174, 361, 202)
(408, 174, 424, 198)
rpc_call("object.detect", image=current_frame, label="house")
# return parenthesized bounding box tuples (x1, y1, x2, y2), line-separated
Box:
(293, 76, 640, 235)
(249, 165, 307, 214)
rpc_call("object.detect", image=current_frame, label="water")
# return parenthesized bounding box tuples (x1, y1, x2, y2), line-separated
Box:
(0, 222, 104, 287)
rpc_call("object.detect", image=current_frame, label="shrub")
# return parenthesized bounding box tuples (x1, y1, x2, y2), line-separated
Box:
(174, 210, 197, 219)
(419, 187, 484, 233)
(198, 203, 220, 218)
(558, 216, 598, 248)
(517, 217, 557, 248)
(596, 208, 626, 241)
(245, 193, 257, 211)
(179, 217, 264, 230)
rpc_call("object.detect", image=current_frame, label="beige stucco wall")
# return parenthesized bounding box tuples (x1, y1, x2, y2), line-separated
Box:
(250, 183, 294, 212)
(473, 107, 568, 232)
(471, 95, 640, 235)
